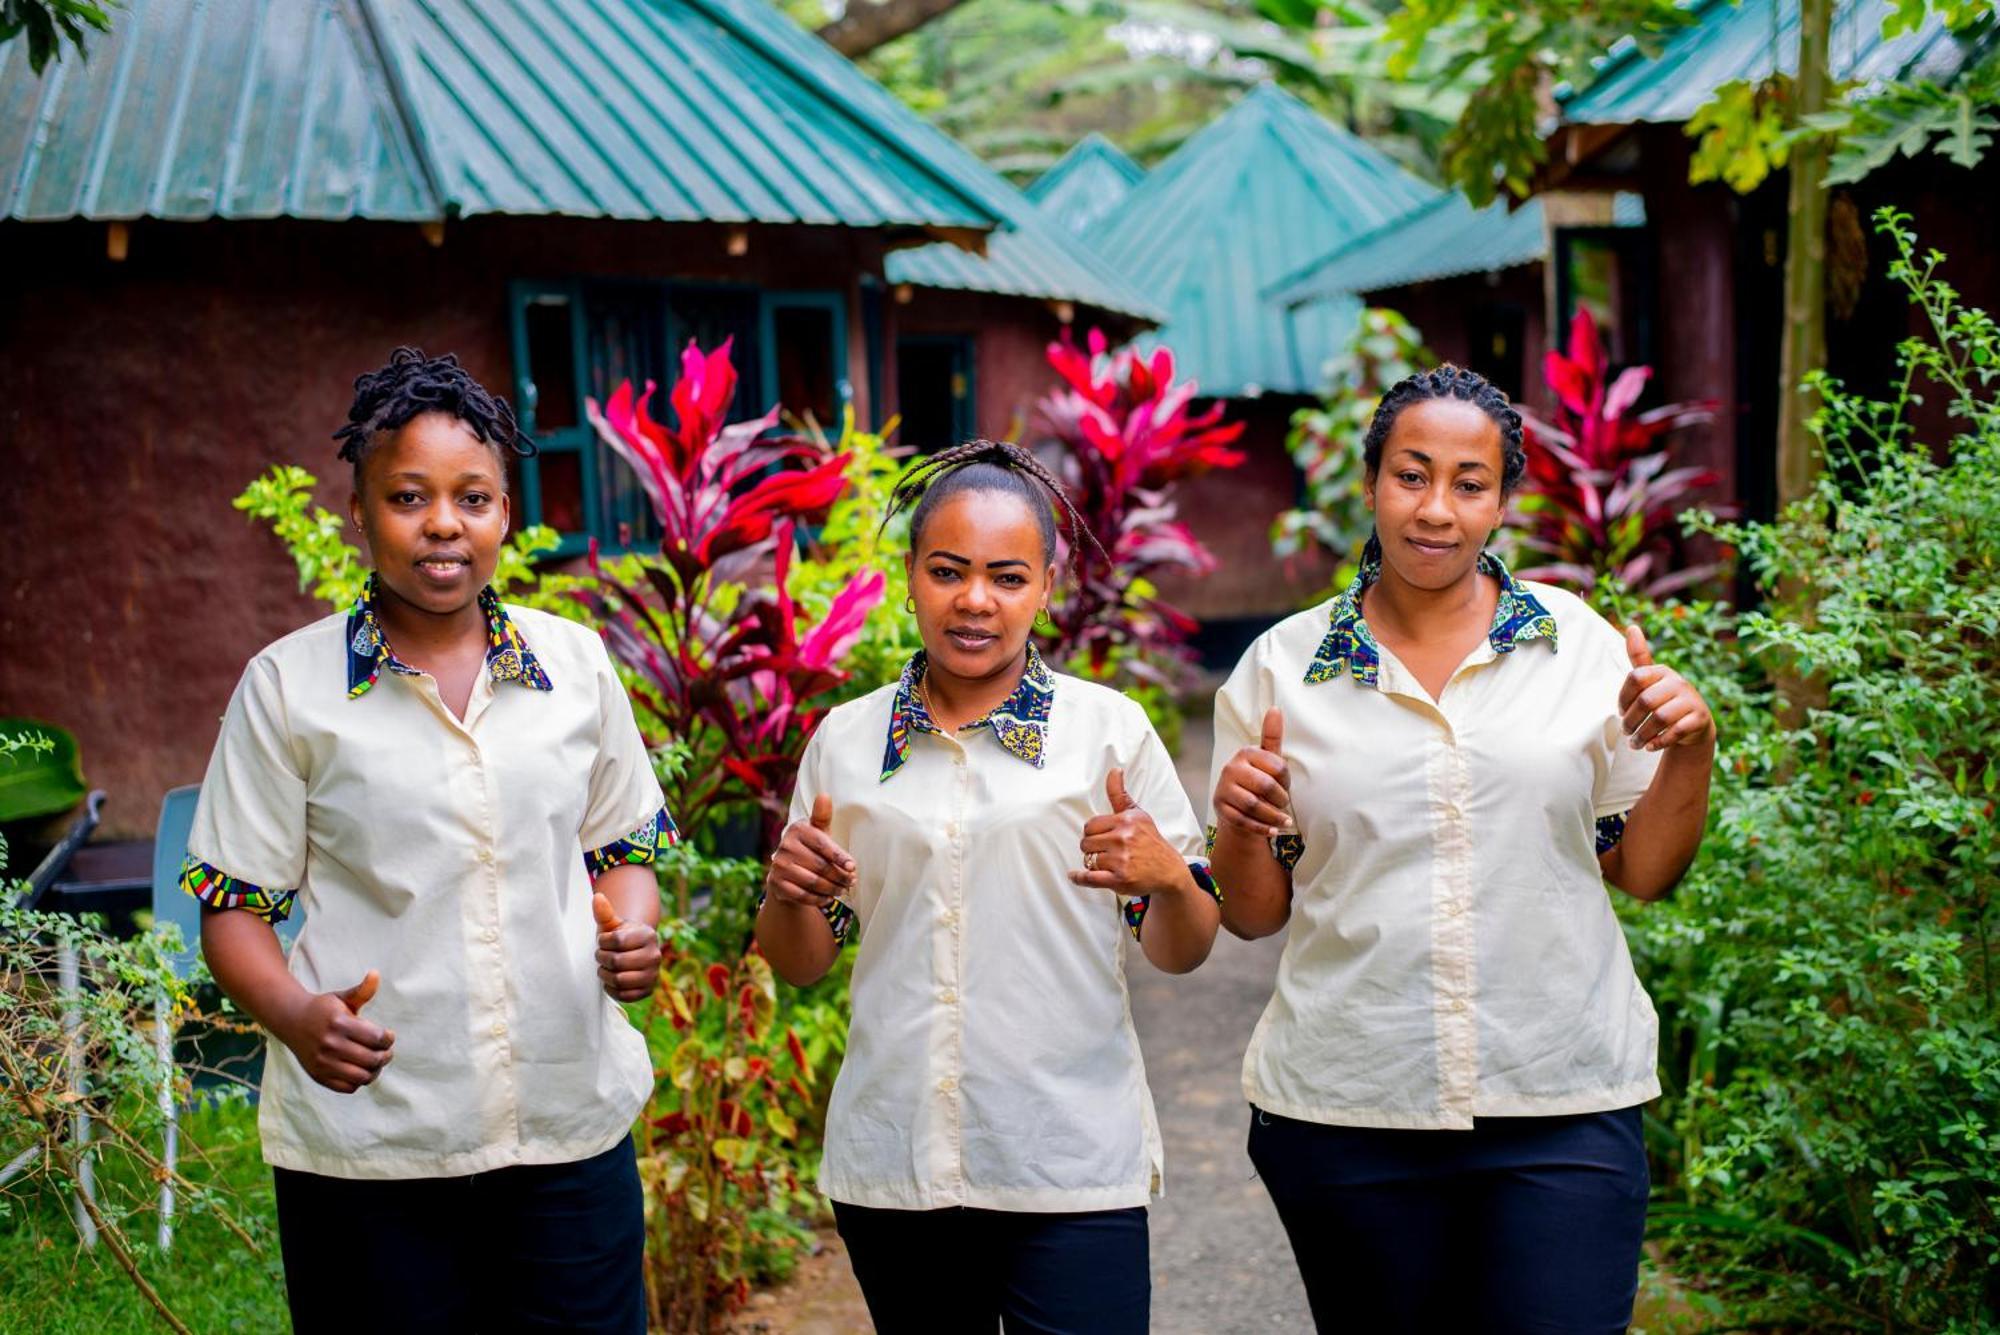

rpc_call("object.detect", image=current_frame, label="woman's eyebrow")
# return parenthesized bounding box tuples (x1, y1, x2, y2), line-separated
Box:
(926, 550, 972, 566)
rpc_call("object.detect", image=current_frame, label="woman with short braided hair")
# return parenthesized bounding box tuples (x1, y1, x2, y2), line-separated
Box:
(188, 347, 668, 1332)
(756, 439, 1221, 1333)
(1209, 365, 1715, 1332)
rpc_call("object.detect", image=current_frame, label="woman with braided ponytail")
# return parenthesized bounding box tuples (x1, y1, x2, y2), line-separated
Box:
(186, 348, 670, 1331)
(1208, 366, 1715, 1332)
(756, 440, 1221, 1333)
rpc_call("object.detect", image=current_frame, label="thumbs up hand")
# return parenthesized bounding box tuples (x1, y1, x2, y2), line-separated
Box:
(766, 792, 857, 912)
(1071, 767, 1187, 899)
(280, 968, 395, 1095)
(593, 892, 663, 1003)
(1618, 624, 1715, 752)
(1214, 706, 1294, 838)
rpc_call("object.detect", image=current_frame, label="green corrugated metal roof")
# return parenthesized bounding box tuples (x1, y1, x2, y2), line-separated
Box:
(0, 0, 995, 230)
(1562, 0, 1980, 125)
(0, 0, 1160, 318)
(884, 149, 1164, 322)
(1082, 83, 1441, 398)
(1270, 192, 1646, 307)
(1027, 133, 1144, 236)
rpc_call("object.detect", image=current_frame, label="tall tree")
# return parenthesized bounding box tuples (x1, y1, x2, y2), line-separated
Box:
(1777, 0, 1832, 505)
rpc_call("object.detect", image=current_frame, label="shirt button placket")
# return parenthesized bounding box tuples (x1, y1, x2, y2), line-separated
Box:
(937, 745, 970, 1198)
(1442, 730, 1478, 1122)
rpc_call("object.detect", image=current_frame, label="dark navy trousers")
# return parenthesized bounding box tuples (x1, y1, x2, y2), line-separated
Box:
(1249, 1104, 1650, 1334)
(273, 1133, 646, 1334)
(832, 1200, 1150, 1334)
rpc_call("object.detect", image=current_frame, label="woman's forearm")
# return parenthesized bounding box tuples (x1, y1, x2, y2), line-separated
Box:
(755, 900, 840, 987)
(1212, 826, 1293, 939)
(1601, 740, 1715, 901)
(201, 909, 312, 1043)
(1138, 870, 1221, 974)
(596, 863, 661, 930)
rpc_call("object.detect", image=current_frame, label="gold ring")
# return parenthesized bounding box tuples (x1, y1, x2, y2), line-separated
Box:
(1085, 851, 1100, 871)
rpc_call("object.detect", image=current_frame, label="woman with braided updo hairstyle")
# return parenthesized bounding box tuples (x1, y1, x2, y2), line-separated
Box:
(187, 348, 670, 1332)
(1208, 365, 1716, 1332)
(756, 439, 1222, 1333)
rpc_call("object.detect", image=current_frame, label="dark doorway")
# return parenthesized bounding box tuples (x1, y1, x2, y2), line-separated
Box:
(896, 335, 975, 453)
(1468, 302, 1529, 402)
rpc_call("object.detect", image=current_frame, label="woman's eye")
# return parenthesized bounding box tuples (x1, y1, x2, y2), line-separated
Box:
(997, 574, 1026, 587)
(1398, 472, 1424, 485)
(462, 493, 490, 507)
(392, 491, 422, 505)
(929, 567, 958, 581)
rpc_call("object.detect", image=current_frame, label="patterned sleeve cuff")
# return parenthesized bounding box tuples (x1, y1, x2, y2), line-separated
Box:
(1200, 823, 1306, 877)
(585, 807, 680, 877)
(179, 856, 297, 924)
(758, 892, 858, 945)
(1123, 861, 1223, 942)
(1595, 811, 1630, 855)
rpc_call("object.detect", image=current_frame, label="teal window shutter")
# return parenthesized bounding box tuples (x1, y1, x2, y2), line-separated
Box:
(509, 281, 599, 558)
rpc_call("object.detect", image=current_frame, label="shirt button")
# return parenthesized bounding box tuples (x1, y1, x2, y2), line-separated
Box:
(1447, 901, 1465, 917)
(940, 988, 957, 1004)
(940, 910, 959, 927)
(1451, 998, 1467, 1014)
(945, 823, 960, 839)
(491, 1020, 508, 1036)
(484, 926, 499, 942)
(476, 847, 494, 863)
(937, 1077, 957, 1094)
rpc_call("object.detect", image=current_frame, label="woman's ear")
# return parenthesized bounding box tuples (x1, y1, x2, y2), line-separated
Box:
(1362, 471, 1376, 512)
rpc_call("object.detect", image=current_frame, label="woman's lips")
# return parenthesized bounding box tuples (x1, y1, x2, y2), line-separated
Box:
(945, 628, 998, 651)
(415, 558, 470, 584)
(1406, 537, 1458, 557)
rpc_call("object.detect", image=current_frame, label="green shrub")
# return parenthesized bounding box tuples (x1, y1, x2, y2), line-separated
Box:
(1622, 210, 1999, 1331)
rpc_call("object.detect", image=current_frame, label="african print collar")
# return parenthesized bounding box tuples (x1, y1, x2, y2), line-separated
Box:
(881, 644, 1056, 780)
(1304, 534, 1557, 687)
(346, 574, 554, 699)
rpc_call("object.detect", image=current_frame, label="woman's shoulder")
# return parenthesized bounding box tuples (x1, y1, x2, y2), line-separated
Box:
(1223, 600, 1341, 679)
(1513, 579, 1623, 651)
(1048, 668, 1151, 716)
(816, 679, 903, 736)
(242, 609, 352, 680)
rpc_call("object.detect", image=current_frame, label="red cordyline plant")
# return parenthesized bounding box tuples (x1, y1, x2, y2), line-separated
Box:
(1035, 329, 1246, 671)
(585, 338, 883, 846)
(1514, 308, 1725, 598)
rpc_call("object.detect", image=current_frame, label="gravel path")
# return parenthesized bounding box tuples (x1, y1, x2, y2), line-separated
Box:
(1130, 727, 1313, 1333)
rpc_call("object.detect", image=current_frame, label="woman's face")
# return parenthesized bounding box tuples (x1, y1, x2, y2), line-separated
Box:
(349, 411, 510, 618)
(1365, 397, 1506, 591)
(905, 489, 1055, 684)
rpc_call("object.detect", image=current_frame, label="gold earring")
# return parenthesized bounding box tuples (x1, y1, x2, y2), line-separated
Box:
(904, 596, 916, 613)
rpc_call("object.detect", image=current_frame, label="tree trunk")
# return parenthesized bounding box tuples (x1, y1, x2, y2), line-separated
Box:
(1775, 0, 1832, 506)
(816, 0, 970, 58)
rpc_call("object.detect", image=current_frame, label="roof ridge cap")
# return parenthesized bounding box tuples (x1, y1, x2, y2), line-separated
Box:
(350, 0, 451, 216)
(678, 0, 1001, 228)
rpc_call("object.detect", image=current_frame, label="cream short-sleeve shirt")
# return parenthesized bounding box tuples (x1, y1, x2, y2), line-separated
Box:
(1211, 553, 1663, 1130)
(795, 651, 1209, 1211)
(186, 594, 666, 1179)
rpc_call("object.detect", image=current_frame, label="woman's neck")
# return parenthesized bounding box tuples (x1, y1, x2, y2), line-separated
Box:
(373, 580, 489, 666)
(1361, 559, 1494, 646)
(921, 649, 1028, 731)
